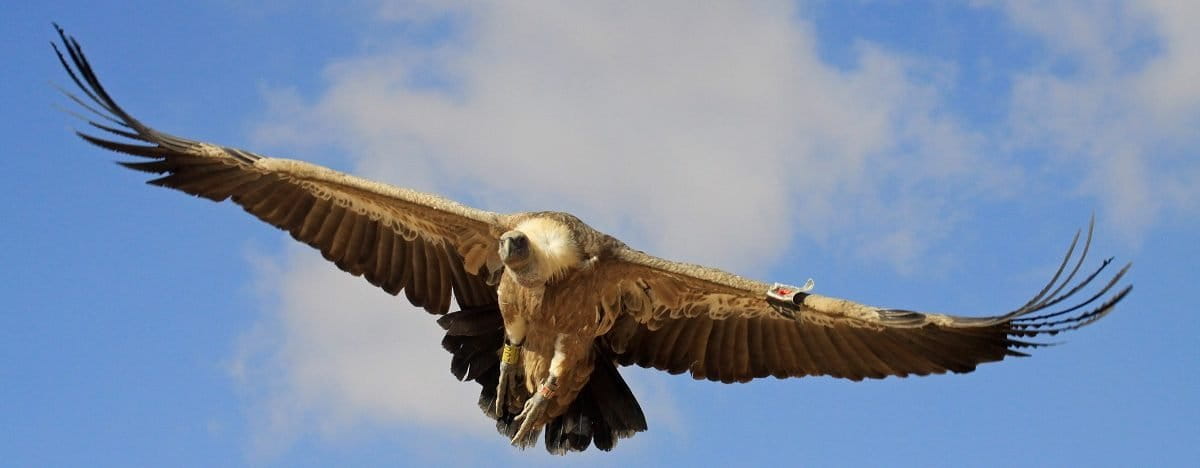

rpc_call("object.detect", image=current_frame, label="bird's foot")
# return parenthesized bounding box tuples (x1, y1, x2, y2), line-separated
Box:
(493, 341, 523, 418)
(510, 376, 557, 447)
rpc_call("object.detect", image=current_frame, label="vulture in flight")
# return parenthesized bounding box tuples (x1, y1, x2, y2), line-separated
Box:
(52, 25, 1132, 454)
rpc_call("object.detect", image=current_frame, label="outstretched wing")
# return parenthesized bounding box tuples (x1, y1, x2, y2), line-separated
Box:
(595, 221, 1131, 383)
(53, 25, 504, 314)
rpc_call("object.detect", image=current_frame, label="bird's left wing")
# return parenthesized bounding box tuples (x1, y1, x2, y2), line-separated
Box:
(53, 26, 504, 314)
(592, 223, 1130, 383)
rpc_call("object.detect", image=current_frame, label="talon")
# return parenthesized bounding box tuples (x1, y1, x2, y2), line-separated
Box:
(510, 394, 546, 445)
(509, 376, 557, 446)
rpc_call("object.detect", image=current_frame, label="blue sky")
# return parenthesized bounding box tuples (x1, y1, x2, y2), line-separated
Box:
(3, 1, 1197, 467)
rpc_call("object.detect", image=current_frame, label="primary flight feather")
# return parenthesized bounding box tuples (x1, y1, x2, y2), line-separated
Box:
(52, 25, 1132, 454)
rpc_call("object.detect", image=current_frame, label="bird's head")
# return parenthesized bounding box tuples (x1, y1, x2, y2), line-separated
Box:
(499, 230, 531, 267)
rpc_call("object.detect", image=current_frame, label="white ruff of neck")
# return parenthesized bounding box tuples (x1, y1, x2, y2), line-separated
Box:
(514, 217, 582, 283)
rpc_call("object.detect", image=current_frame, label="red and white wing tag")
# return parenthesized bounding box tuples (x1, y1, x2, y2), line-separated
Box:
(765, 279, 815, 305)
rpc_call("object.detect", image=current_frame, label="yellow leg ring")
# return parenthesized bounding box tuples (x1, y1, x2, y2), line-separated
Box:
(501, 344, 520, 365)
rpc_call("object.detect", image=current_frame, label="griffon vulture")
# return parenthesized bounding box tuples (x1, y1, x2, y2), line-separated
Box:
(52, 26, 1132, 454)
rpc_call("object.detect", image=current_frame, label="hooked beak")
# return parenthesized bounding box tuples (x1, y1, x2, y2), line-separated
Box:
(499, 231, 530, 264)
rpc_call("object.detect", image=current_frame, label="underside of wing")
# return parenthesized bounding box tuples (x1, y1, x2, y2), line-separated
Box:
(599, 221, 1132, 383)
(53, 25, 503, 313)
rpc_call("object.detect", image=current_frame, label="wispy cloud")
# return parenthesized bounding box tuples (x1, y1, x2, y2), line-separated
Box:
(257, 1, 1003, 271)
(232, 244, 488, 459)
(981, 0, 1200, 240)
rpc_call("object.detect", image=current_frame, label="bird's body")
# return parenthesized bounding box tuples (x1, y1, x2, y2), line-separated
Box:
(494, 215, 604, 432)
(52, 25, 1132, 454)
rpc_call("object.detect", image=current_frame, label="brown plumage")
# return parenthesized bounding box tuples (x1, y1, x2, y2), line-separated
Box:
(53, 25, 1132, 454)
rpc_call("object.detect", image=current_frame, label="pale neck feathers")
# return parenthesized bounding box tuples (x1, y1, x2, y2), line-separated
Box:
(515, 217, 582, 282)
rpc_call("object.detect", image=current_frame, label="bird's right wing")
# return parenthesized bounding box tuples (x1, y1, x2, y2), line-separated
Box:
(54, 25, 504, 313)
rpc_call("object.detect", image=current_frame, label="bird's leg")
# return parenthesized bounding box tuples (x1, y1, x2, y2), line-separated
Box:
(510, 374, 557, 447)
(494, 315, 527, 417)
(511, 333, 567, 446)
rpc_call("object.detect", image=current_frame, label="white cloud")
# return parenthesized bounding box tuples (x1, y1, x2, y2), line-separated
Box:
(982, 0, 1200, 239)
(972, 0, 1152, 70)
(232, 244, 488, 458)
(259, 1, 1003, 270)
(1136, 1, 1200, 119)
